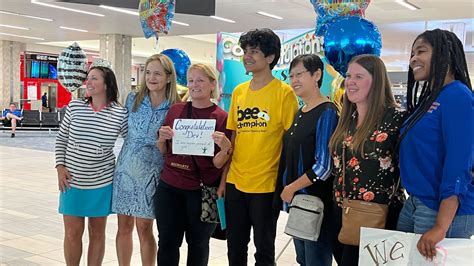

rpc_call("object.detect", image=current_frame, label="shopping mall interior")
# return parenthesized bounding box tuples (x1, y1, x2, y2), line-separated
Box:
(0, 0, 473, 265)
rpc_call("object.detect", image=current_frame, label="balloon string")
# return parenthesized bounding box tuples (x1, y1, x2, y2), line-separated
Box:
(154, 36, 160, 52)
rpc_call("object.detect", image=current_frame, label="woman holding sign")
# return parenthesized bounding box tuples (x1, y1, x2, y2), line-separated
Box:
(397, 29, 474, 260)
(112, 54, 180, 265)
(155, 63, 232, 266)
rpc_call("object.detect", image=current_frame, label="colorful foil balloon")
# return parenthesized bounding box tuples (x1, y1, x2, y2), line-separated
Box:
(160, 48, 191, 86)
(324, 62, 345, 109)
(139, 0, 175, 39)
(310, 0, 371, 36)
(323, 16, 381, 76)
(57, 42, 88, 93)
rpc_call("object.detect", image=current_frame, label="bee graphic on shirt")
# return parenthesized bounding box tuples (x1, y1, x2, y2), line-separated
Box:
(257, 111, 270, 121)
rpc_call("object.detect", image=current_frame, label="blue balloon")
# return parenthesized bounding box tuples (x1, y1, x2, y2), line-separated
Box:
(323, 16, 382, 76)
(315, 5, 330, 36)
(160, 48, 191, 86)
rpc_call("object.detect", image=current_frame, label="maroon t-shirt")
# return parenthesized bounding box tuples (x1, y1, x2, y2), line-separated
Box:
(160, 102, 231, 190)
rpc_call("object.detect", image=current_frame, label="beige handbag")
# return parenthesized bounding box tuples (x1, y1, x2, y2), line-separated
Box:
(337, 145, 397, 246)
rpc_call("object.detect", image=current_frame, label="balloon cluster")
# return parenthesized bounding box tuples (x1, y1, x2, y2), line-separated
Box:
(311, 0, 370, 36)
(310, 0, 381, 76)
(57, 42, 88, 93)
(139, 0, 175, 39)
(160, 48, 191, 86)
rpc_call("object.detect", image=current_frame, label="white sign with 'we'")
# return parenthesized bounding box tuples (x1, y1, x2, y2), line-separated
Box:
(359, 227, 474, 266)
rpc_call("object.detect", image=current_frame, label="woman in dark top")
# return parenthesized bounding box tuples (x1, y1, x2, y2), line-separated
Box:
(328, 54, 405, 266)
(155, 63, 232, 266)
(274, 54, 338, 266)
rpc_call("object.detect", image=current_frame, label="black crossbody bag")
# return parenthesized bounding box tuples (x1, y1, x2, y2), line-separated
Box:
(186, 102, 220, 224)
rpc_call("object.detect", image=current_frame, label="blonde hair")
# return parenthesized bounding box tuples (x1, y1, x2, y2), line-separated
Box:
(329, 54, 398, 156)
(187, 63, 219, 101)
(132, 54, 180, 112)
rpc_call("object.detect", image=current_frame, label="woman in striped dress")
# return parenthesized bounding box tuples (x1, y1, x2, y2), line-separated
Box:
(55, 61, 128, 265)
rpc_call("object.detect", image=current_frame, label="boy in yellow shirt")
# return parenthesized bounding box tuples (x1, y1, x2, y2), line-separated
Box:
(218, 28, 298, 265)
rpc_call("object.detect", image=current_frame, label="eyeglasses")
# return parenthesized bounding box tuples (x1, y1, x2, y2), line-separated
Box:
(289, 70, 309, 79)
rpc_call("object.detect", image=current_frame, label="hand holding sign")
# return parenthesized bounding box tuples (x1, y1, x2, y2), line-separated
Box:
(212, 131, 232, 153)
(158, 126, 174, 143)
(417, 226, 446, 260)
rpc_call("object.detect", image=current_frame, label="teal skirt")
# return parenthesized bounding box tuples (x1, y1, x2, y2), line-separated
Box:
(59, 184, 113, 217)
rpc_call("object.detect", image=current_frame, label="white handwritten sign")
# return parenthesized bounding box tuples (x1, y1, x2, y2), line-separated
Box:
(172, 119, 216, 157)
(359, 227, 474, 266)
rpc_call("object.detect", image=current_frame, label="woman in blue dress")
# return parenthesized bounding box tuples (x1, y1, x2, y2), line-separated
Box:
(112, 54, 181, 265)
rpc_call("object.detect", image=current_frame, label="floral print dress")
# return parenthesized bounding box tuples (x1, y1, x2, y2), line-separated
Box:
(333, 107, 406, 205)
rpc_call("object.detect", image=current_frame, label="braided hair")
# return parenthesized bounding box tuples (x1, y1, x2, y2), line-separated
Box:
(403, 29, 472, 136)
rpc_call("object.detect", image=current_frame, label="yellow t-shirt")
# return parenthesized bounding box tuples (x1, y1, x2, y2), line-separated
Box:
(226, 78, 298, 193)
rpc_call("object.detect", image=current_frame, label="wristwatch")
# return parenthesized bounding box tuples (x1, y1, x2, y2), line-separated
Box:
(226, 147, 233, 156)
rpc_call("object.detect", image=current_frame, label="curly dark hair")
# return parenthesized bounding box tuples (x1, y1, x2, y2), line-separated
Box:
(239, 28, 281, 70)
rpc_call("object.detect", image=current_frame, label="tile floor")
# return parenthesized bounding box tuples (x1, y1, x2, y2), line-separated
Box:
(0, 131, 315, 265)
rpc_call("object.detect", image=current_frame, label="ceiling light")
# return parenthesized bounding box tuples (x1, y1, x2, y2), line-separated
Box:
(0, 10, 53, 21)
(256, 11, 283, 20)
(59, 26, 88, 33)
(210, 16, 235, 23)
(0, 32, 44, 40)
(172, 20, 190, 26)
(99, 5, 138, 16)
(31, 0, 105, 17)
(395, 0, 420, 10)
(0, 24, 30, 30)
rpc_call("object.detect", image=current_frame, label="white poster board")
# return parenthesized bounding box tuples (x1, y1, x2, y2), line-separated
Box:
(359, 227, 474, 266)
(172, 119, 216, 156)
(27, 85, 37, 100)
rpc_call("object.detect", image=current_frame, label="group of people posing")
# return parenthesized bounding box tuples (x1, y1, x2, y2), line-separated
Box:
(55, 27, 473, 266)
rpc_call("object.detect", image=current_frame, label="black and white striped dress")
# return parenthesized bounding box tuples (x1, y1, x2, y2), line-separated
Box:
(55, 99, 128, 216)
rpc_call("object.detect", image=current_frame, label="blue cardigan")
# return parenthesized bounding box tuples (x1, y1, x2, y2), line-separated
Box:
(399, 80, 474, 215)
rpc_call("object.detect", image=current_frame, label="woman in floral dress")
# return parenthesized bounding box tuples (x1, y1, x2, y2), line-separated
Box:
(328, 54, 405, 266)
(112, 54, 180, 265)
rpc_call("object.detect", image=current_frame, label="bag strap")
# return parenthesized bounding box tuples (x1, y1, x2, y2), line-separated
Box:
(342, 143, 347, 199)
(186, 102, 203, 185)
(341, 137, 400, 201)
